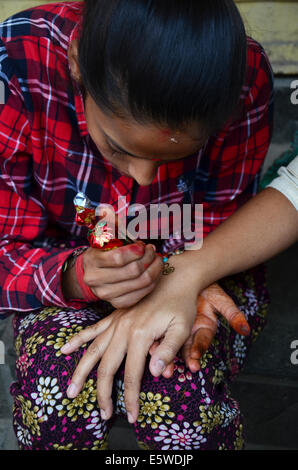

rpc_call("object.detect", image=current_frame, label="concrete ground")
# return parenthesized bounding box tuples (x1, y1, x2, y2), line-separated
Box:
(0, 77, 297, 451)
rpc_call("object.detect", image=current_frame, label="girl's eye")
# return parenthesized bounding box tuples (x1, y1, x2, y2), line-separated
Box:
(108, 144, 125, 156)
(112, 149, 124, 156)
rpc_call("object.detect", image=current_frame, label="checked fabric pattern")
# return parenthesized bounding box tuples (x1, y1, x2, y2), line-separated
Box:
(0, 2, 274, 317)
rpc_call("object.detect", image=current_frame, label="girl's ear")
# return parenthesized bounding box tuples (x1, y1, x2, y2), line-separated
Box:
(68, 39, 83, 85)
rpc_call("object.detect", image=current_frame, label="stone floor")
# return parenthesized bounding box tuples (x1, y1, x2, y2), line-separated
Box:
(230, 243, 298, 450)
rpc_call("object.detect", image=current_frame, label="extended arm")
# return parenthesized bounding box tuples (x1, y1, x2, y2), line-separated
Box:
(186, 184, 298, 291)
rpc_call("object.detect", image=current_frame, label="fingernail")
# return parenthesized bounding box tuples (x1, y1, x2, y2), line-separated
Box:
(156, 360, 166, 374)
(148, 244, 156, 252)
(190, 351, 201, 360)
(190, 363, 201, 373)
(67, 383, 78, 398)
(127, 412, 135, 424)
(61, 343, 71, 353)
(130, 244, 144, 255)
(100, 409, 107, 420)
(240, 324, 250, 335)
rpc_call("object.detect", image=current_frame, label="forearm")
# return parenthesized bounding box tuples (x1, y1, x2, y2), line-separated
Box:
(182, 187, 298, 291)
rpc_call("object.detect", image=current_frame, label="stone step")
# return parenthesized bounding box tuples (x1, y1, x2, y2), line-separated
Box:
(108, 417, 139, 451)
(230, 375, 298, 450)
(260, 76, 298, 176)
(261, 77, 298, 177)
(243, 242, 298, 379)
(272, 78, 298, 145)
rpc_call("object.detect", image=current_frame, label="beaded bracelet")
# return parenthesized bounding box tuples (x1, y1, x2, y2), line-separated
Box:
(160, 248, 185, 275)
(62, 246, 89, 273)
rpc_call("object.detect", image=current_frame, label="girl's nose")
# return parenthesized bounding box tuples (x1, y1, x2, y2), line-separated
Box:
(128, 159, 159, 186)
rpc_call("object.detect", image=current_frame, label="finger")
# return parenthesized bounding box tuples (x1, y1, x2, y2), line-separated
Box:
(201, 283, 250, 336)
(86, 244, 157, 285)
(196, 296, 218, 327)
(123, 336, 151, 423)
(96, 331, 129, 421)
(148, 340, 160, 356)
(150, 324, 187, 377)
(162, 361, 175, 378)
(110, 281, 158, 309)
(182, 301, 218, 366)
(149, 340, 174, 378)
(178, 300, 213, 373)
(92, 255, 162, 301)
(190, 327, 215, 360)
(66, 327, 115, 399)
(60, 315, 114, 354)
(86, 243, 146, 269)
(186, 357, 202, 373)
(180, 335, 201, 372)
(193, 297, 219, 340)
(230, 312, 251, 336)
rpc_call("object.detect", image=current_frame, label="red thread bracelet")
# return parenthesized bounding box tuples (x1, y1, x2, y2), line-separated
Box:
(75, 253, 98, 303)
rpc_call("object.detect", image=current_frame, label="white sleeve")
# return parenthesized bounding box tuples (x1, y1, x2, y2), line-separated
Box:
(267, 155, 298, 210)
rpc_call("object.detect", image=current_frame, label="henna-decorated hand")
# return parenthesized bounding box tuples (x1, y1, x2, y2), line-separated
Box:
(148, 282, 250, 376)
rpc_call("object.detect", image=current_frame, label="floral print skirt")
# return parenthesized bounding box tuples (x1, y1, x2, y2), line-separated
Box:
(9, 265, 269, 450)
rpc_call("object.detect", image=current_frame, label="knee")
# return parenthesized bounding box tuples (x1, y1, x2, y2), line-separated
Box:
(11, 339, 104, 449)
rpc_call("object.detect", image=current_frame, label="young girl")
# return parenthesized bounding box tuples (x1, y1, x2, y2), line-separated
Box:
(0, 0, 273, 450)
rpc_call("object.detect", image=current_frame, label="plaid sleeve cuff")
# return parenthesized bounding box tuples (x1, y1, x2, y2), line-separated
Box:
(33, 245, 91, 309)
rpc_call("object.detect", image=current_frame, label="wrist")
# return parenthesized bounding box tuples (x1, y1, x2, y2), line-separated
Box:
(75, 252, 98, 302)
(62, 246, 89, 274)
(169, 246, 219, 296)
(61, 261, 85, 300)
(160, 251, 204, 298)
(61, 247, 90, 301)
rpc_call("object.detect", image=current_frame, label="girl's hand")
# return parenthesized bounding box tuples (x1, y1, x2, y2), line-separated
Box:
(62, 242, 163, 308)
(60, 257, 199, 424)
(148, 282, 251, 377)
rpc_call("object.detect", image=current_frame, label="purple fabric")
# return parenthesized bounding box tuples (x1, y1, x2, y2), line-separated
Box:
(10, 266, 269, 450)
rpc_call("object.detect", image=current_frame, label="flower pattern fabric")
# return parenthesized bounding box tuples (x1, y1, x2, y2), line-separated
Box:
(10, 266, 269, 450)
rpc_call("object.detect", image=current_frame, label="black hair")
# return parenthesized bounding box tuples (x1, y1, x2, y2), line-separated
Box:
(78, 0, 247, 134)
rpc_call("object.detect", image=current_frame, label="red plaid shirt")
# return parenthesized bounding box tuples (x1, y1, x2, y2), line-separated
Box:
(0, 2, 274, 317)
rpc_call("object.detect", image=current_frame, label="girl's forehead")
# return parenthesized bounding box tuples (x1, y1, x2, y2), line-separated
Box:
(160, 129, 172, 136)
(156, 128, 178, 144)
